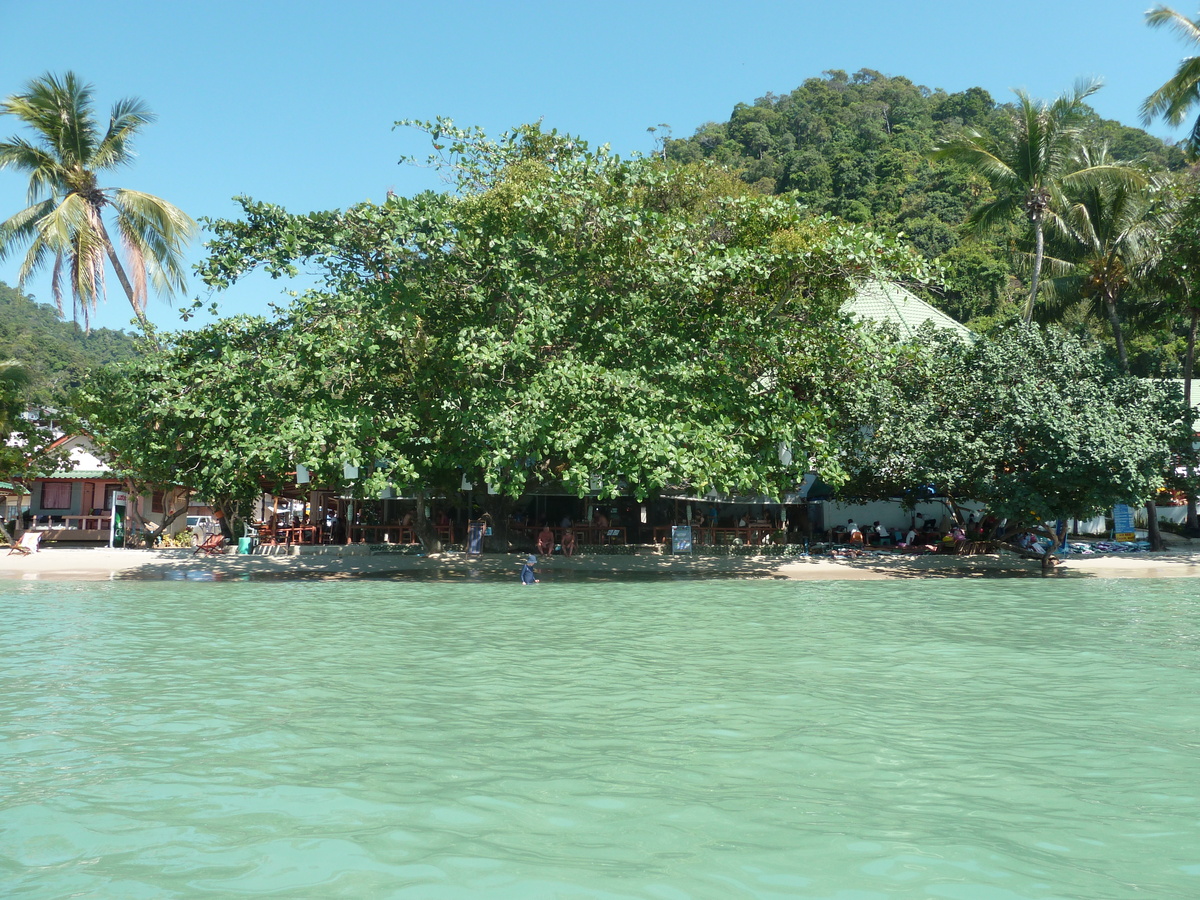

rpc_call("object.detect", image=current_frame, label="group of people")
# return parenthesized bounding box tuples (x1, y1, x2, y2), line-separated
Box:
(835, 515, 978, 554)
(838, 519, 891, 547)
(535, 522, 577, 556)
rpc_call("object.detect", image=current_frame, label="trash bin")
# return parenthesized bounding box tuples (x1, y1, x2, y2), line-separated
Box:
(237, 537, 252, 555)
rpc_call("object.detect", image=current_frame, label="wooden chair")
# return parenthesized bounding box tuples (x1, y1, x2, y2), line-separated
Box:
(193, 533, 227, 556)
(8, 531, 42, 555)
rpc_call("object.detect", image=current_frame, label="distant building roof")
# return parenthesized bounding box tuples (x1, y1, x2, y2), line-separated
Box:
(842, 280, 973, 342)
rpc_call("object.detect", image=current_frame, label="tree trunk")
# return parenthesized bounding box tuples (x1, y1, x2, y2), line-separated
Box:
(414, 490, 442, 553)
(122, 478, 154, 547)
(1105, 296, 1129, 375)
(97, 221, 155, 336)
(1024, 218, 1045, 325)
(1186, 308, 1198, 531)
(1145, 500, 1164, 551)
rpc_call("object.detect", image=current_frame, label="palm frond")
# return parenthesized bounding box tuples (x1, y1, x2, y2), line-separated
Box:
(111, 189, 197, 294)
(1146, 5, 1200, 45)
(93, 97, 154, 170)
(2, 72, 100, 171)
(0, 198, 56, 262)
(1141, 56, 1200, 126)
(0, 137, 67, 204)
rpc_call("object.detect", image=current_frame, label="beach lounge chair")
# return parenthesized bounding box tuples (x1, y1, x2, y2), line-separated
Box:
(8, 531, 42, 555)
(193, 533, 226, 556)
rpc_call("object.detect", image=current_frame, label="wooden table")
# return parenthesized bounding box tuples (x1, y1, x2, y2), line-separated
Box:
(276, 525, 321, 545)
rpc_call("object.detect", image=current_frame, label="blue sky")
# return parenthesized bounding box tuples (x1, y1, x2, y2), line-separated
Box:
(0, 0, 1194, 332)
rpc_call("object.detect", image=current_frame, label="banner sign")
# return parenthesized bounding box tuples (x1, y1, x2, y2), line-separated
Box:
(466, 521, 485, 556)
(1112, 504, 1136, 542)
(109, 491, 128, 548)
(671, 525, 693, 554)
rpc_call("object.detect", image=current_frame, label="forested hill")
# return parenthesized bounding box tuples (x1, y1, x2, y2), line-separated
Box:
(665, 68, 1187, 325)
(0, 281, 138, 406)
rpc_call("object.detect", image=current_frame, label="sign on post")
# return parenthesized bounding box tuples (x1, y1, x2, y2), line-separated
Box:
(109, 491, 128, 548)
(1112, 504, 1136, 542)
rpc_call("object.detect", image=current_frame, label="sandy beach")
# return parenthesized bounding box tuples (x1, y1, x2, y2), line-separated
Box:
(4, 541, 1200, 581)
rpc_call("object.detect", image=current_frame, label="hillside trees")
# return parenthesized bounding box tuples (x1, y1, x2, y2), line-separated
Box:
(668, 71, 1184, 334)
(932, 81, 1143, 324)
(0, 280, 136, 405)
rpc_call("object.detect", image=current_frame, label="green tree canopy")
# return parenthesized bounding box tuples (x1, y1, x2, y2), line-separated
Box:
(841, 323, 1189, 526)
(78, 123, 933, 537)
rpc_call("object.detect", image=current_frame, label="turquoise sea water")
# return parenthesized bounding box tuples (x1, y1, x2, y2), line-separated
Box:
(1, 576, 1198, 899)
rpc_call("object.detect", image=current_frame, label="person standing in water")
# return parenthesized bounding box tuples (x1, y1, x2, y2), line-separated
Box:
(521, 554, 539, 584)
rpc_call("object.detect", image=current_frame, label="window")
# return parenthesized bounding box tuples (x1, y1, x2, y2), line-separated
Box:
(103, 484, 120, 511)
(151, 490, 165, 513)
(41, 482, 72, 510)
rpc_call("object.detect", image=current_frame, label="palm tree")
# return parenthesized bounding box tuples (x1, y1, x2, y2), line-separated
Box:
(1142, 5, 1200, 155)
(1037, 145, 1156, 374)
(933, 80, 1133, 324)
(1142, 177, 1200, 531)
(0, 72, 195, 331)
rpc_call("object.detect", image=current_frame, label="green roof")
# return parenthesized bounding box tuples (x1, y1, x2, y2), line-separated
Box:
(44, 470, 115, 480)
(843, 280, 973, 342)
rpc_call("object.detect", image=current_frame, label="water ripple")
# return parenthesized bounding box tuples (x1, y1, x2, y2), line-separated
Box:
(1, 578, 1198, 897)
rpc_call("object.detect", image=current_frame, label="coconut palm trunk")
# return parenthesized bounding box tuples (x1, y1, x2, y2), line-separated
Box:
(1026, 216, 1045, 324)
(1105, 295, 1130, 374)
(1186, 308, 1199, 530)
(104, 240, 151, 332)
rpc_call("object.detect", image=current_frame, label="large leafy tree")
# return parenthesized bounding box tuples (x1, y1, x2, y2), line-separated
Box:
(933, 81, 1131, 324)
(842, 324, 1189, 540)
(1142, 5, 1200, 155)
(80, 122, 931, 549)
(0, 72, 195, 331)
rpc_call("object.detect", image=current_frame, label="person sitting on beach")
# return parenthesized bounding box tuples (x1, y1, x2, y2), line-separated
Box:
(1017, 532, 1046, 555)
(537, 524, 554, 556)
(560, 528, 576, 556)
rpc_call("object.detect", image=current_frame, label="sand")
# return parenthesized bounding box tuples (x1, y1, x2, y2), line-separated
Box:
(3, 541, 1200, 582)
